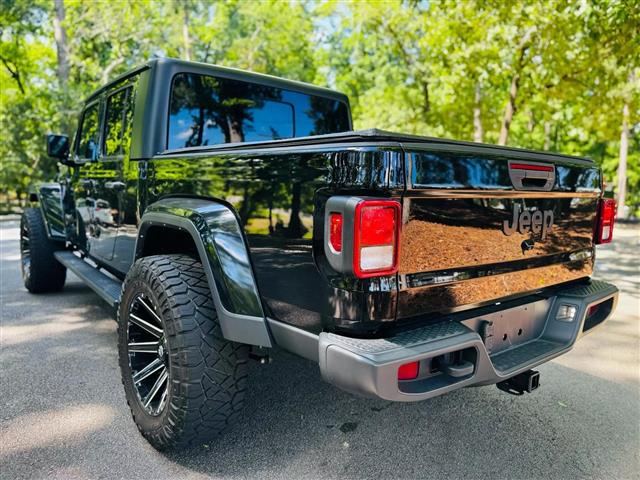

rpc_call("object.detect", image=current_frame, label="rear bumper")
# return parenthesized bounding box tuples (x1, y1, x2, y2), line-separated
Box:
(316, 279, 617, 402)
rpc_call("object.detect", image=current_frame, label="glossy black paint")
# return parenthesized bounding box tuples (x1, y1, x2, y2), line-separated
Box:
(38, 183, 66, 240)
(409, 150, 600, 191)
(396, 148, 600, 324)
(46, 134, 70, 161)
(136, 198, 272, 347)
(141, 139, 601, 336)
(139, 197, 263, 317)
(146, 145, 404, 335)
(55, 59, 604, 339)
(67, 75, 140, 269)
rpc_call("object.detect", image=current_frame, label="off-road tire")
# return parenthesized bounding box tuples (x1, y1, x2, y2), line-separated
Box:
(20, 207, 66, 293)
(118, 254, 250, 450)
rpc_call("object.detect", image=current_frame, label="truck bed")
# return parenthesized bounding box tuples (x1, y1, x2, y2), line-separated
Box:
(152, 129, 601, 336)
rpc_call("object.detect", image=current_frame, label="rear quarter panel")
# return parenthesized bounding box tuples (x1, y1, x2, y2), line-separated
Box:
(146, 144, 404, 335)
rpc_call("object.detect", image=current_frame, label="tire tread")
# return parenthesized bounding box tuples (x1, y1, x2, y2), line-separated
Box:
(21, 207, 66, 293)
(118, 254, 249, 450)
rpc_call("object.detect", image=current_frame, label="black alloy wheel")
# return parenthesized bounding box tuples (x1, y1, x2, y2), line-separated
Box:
(118, 254, 250, 450)
(126, 293, 170, 416)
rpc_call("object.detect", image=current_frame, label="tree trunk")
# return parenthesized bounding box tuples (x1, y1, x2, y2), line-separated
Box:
(53, 0, 70, 133)
(498, 72, 520, 146)
(195, 106, 204, 146)
(239, 184, 251, 226)
(53, 0, 69, 88)
(498, 27, 535, 146)
(473, 83, 483, 143)
(616, 102, 629, 219)
(526, 110, 535, 133)
(287, 182, 304, 238)
(226, 116, 244, 143)
(543, 121, 552, 150)
(182, 4, 192, 61)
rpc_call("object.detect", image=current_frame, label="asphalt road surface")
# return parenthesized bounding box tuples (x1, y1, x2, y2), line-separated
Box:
(1, 219, 638, 480)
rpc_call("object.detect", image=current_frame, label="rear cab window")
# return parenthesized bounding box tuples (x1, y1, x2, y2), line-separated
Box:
(103, 84, 135, 158)
(167, 72, 350, 149)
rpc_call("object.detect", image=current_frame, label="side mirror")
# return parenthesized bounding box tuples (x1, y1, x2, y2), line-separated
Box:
(46, 134, 70, 162)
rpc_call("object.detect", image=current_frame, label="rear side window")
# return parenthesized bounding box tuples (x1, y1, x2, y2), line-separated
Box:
(168, 72, 350, 149)
(76, 102, 100, 161)
(104, 85, 134, 157)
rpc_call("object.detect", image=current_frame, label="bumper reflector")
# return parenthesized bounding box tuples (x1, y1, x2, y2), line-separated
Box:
(587, 304, 600, 317)
(398, 361, 419, 380)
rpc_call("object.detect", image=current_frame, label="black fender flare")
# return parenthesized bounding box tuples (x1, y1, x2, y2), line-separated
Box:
(35, 183, 67, 241)
(136, 196, 272, 348)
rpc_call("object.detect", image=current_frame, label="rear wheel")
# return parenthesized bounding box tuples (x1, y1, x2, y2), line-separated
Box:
(20, 207, 66, 293)
(118, 254, 250, 450)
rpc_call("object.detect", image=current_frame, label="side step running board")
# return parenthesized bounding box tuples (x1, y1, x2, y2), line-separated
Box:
(54, 251, 122, 308)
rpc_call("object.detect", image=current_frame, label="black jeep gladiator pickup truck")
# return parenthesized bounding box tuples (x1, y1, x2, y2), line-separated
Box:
(23, 58, 618, 450)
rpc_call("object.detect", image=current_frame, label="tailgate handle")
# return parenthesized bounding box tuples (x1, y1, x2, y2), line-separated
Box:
(508, 161, 555, 191)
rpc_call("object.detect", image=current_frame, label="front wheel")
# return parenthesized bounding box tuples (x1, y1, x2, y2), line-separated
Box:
(20, 208, 66, 293)
(118, 254, 250, 450)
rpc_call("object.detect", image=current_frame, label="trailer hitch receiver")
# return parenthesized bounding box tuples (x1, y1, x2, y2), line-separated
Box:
(496, 370, 540, 396)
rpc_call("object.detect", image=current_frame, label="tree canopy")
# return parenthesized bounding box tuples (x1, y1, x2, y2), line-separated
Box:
(1, 0, 638, 215)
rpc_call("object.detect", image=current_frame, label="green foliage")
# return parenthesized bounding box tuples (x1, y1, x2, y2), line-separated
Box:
(0, 0, 638, 213)
(322, 0, 639, 212)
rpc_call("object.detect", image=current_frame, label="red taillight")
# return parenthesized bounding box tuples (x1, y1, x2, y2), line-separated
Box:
(329, 213, 343, 253)
(353, 200, 401, 278)
(398, 361, 419, 380)
(594, 198, 616, 244)
(360, 206, 396, 245)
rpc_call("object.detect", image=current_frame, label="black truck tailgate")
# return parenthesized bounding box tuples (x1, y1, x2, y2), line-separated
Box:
(396, 143, 601, 321)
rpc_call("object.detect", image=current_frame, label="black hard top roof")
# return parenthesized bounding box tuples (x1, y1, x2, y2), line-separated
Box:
(85, 57, 349, 103)
(86, 60, 592, 165)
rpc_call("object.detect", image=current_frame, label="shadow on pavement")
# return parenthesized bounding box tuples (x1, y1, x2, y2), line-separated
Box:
(159, 349, 639, 479)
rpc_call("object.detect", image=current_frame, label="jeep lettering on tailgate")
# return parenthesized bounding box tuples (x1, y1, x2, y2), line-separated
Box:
(503, 204, 554, 239)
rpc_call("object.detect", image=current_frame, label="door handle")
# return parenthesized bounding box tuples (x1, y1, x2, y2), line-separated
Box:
(105, 181, 126, 191)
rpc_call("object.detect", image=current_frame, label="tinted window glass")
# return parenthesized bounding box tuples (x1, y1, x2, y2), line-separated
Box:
(104, 86, 134, 156)
(168, 73, 350, 149)
(77, 103, 100, 160)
